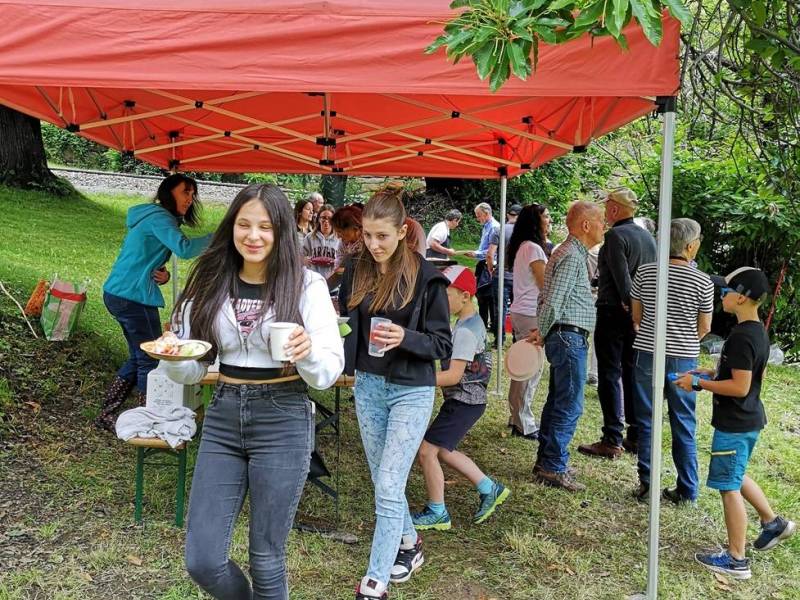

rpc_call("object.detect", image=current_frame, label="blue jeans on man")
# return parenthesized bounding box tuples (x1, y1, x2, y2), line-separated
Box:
(536, 330, 589, 473)
(633, 350, 699, 500)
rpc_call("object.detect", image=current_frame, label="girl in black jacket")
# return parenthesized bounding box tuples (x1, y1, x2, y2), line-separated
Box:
(339, 185, 451, 600)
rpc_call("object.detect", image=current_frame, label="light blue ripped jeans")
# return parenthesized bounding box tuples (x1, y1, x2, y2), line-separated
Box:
(354, 371, 435, 587)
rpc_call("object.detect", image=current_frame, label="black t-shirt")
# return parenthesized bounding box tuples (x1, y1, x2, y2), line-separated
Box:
(711, 320, 769, 432)
(355, 287, 418, 377)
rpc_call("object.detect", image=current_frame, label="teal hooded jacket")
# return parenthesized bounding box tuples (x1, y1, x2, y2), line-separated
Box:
(103, 204, 211, 307)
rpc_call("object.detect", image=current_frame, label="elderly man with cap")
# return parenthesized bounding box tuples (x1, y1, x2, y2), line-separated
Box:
(486, 203, 522, 342)
(578, 187, 656, 460)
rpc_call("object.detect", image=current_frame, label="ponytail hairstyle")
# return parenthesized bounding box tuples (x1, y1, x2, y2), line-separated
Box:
(507, 203, 550, 271)
(173, 184, 304, 359)
(347, 183, 420, 313)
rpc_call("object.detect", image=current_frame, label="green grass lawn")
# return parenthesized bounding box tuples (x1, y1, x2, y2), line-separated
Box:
(0, 185, 798, 599)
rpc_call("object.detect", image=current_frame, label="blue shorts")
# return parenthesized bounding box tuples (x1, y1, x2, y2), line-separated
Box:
(706, 429, 760, 491)
(424, 399, 486, 452)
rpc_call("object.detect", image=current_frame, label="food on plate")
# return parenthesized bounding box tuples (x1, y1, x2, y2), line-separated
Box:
(152, 331, 181, 355)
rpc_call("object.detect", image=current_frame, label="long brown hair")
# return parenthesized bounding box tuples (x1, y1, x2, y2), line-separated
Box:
(173, 184, 304, 358)
(347, 185, 420, 313)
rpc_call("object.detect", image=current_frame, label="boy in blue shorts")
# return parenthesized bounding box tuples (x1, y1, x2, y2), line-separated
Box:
(412, 265, 510, 530)
(677, 267, 795, 579)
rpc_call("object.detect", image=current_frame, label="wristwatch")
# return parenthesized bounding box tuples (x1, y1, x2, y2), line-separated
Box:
(691, 375, 703, 391)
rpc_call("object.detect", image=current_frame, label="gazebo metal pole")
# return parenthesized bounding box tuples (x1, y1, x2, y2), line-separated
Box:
(495, 173, 508, 394)
(646, 96, 677, 600)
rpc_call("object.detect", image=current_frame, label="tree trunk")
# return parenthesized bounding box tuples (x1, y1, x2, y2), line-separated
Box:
(0, 105, 65, 193)
(320, 174, 348, 206)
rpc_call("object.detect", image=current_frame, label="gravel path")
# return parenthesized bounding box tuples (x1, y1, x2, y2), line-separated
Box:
(52, 167, 249, 204)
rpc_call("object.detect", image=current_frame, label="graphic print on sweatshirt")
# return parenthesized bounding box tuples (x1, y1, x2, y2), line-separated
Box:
(233, 297, 264, 337)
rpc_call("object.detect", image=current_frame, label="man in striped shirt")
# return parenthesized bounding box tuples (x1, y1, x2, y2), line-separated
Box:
(630, 218, 713, 504)
(530, 201, 606, 492)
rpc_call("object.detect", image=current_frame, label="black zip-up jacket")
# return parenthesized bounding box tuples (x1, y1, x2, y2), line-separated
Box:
(339, 255, 452, 386)
(597, 217, 656, 309)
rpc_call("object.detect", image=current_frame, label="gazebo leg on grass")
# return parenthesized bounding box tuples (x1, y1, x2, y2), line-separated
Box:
(493, 172, 508, 396)
(641, 95, 677, 600)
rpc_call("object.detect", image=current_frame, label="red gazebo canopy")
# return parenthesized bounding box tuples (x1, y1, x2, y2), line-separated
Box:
(0, 1, 680, 177)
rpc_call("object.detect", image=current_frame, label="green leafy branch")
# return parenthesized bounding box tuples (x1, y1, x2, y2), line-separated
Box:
(425, 0, 693, 91)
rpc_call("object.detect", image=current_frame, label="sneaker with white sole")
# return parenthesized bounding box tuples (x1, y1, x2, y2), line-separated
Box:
(753, 516, 796, 551)
(389, 536, 424, 584)
(355, 577, 387, 599)
(694, 550, 751, 580)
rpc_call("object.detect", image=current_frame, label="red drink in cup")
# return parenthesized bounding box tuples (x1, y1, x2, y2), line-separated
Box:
(368, 317, 392, 357)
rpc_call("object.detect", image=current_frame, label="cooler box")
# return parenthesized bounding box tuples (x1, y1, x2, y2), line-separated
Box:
(146, 364, 202, 411)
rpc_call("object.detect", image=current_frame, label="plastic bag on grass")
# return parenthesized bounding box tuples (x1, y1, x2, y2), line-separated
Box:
(40, 278, 89, 341)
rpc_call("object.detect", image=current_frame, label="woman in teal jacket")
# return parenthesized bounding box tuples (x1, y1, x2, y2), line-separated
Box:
(95, 174, 211, 431)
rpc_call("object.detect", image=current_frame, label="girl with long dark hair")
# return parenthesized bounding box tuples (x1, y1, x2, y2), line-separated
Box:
(97, 173, 210, 431)
(162, 184, 344, 600)
(295, 197, 314, 240)
(338, 185, 452, 600)
(505, 203, 552, 439)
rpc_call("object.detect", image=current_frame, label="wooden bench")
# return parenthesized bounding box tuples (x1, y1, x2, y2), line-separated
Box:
(125, 405, 204, 528)
(128, 373, 354, 528)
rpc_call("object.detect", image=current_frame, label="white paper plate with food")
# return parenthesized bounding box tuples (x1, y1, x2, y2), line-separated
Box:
(140, 332, 211, 361)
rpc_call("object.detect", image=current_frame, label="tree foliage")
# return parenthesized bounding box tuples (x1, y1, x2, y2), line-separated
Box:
(426, 1, 693, 92)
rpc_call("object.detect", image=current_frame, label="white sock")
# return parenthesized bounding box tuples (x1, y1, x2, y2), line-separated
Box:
(359, 576, 386, 597)
(400, 532, 417, 550)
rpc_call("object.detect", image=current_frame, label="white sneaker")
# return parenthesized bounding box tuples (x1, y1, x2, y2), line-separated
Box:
(355, 576, 387, 599)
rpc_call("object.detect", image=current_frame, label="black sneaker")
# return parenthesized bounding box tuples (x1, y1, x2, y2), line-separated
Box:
(753, 516, 796, 551)
(511, 426, 539, 441)
(662, 487, 696, 507)
(389, 536, 424, 583)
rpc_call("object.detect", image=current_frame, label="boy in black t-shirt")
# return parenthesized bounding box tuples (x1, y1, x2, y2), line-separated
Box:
(677, 267, 795, 579)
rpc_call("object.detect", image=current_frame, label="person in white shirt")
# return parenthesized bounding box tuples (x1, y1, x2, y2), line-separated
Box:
(162, 184, 344, 600)
(425, 209, 462, 259)
(505, 204, 551, 439)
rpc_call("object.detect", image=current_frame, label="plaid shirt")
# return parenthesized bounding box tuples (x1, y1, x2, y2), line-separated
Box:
(537, 235, 596, 338)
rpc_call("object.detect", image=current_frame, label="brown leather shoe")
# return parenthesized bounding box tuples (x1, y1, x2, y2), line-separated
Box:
(533, 462, 577, 477)
(534, 468, 586, 492)
(577, 440, 624, 459)
(622, 438, 638, 454)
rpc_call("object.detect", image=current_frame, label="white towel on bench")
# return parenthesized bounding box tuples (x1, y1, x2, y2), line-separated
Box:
(116, 406, 197, 449)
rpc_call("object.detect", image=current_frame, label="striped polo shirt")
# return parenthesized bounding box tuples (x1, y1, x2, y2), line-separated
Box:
(631, 262, 714, 358)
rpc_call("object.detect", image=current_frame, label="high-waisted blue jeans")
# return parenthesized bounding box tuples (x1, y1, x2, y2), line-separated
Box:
(354, 371, 434, 587)
(184, 381, 314, 600)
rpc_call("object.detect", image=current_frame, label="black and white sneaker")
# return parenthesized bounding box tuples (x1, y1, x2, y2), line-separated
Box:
(355, 577, 387, 599)
(389, 536, 424, 583)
